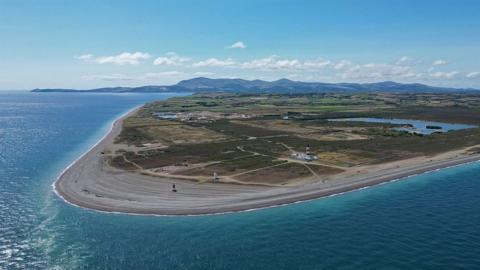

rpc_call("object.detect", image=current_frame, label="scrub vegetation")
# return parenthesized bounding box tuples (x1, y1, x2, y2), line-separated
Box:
(109, 92, 480, 185)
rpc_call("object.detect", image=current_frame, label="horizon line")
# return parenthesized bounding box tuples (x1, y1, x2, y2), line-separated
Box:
(5, 77, 479, 91)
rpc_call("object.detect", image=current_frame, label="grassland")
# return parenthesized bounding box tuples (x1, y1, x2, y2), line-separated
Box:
(108, 92, 480, 186)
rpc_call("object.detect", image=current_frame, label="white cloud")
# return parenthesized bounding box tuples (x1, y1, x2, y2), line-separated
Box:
(331, 58, 460, 81)
(241, 55, 302, 70)
(334, 60, 356, 70)
(303, 58, 332, 69)
(144, 71, 184, 79)
(336, 61, 417, 80)
(75, 54, 93, 61)
(227, 41, 247, 49)
(432, 60, 448, 66)
(75, 52, 472, 85)
(192, 58, 236, 67)
(430, 71, 460, 79)
(93, 52, 151, 65)
(82, 71, 184, 81)
(82, 74, 136, 81)
(466, 72, 480, 78)
(273, 59, 301, 69)
(395, 56, 410, 65)
(395, 56, 424, 66)
(153, 52, 190, 66)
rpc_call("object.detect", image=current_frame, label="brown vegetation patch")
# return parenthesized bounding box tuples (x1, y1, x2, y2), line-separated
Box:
(315, 151, 374, 167)
(235, 163, 312, 184)
(117, 120, 226, 146)
(108, 156, 138, 171)
(180, 156, 287, 177)
(238, 120, 369, 141)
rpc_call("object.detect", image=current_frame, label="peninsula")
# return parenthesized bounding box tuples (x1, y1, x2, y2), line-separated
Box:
(55, 91, 480, 215)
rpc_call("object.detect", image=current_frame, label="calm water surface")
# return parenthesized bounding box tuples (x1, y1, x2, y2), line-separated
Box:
(330, 117, 476, 135)
(1, 91, 480, 269)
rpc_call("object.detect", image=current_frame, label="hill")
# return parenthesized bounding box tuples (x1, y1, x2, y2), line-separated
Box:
(31, 77, 478, 93)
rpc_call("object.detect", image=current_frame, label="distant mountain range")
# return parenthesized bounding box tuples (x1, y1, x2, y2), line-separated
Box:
(31, 77, 479, 93)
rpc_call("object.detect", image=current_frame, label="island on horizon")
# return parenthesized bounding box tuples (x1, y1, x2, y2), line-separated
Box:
(53, 88, 480, 215)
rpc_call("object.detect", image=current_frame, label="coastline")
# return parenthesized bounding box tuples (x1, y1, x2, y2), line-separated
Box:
(53, 108, 480, 216)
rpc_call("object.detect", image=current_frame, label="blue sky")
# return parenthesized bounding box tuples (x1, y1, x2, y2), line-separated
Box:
(1, 0, 479, 89)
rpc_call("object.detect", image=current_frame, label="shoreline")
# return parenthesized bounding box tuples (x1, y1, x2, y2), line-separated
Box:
(53, 108, 480, 216)
(55, 158, 480, 218)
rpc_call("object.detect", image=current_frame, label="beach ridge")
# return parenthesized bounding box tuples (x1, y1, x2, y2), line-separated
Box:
(53, 107, 480, 216)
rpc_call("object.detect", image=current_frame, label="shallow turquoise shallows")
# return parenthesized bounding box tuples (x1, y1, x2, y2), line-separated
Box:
(1, 91, 480, 270)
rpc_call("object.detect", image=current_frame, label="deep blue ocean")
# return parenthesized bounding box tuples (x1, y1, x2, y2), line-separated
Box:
(1, 91, 480, 269)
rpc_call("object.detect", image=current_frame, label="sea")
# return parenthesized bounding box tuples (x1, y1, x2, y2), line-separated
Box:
(1, 91, 479, 269)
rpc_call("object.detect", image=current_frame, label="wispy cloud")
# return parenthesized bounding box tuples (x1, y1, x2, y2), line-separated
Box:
(430, 71, 460, 79)
(96, 52, 151, 65)
(82, 74, 137, 81)
(227, 41, 246, 49)
(192, 58, 236, 67)
(77, 52, 151, 65)
(432, 60, 448, 66)
(82, 71, 184, 81)
(75, 54, 93, 61)
(75, 51, 471, 85)
(395, 56, 425, 66)
(241, 55, 302, 70)
(334, 60, 355, 70)
(143, 71, 184, 79)
(336, 62, 417, 80)
(153, 52, 191, 66)
(466, 71, 480, 78)
(303, 58, 332, 69)
(395, 56, 410, 65)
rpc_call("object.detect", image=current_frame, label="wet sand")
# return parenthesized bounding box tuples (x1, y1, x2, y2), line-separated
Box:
(54, 109, 480, 215)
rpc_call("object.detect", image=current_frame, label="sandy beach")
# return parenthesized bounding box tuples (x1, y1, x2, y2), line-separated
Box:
(54, 109, 480, 216)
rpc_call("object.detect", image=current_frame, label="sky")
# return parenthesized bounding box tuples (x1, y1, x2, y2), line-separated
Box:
(1, 0, 480, 90)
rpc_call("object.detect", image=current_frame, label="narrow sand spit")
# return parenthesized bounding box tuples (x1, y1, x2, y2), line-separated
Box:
(54, 109, 480, 215)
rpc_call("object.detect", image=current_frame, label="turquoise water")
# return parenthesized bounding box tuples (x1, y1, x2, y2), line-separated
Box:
(330, 117, 476, 135)
(1, 91, 480, 269)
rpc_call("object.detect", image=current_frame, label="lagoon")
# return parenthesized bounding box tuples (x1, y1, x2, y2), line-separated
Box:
(330, 117, 476, 135)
